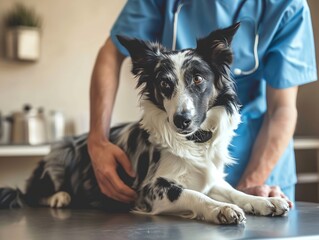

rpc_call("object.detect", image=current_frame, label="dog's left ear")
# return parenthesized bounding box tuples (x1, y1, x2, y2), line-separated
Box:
(196, 22, 240, 66)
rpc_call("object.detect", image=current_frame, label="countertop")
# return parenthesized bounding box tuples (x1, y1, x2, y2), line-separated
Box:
(1, 202, 319, 240)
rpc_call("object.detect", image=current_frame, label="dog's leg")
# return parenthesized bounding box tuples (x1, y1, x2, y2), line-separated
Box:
(135, 177, 245, 224)
(24, 160, 67, 207)
(25, 146, 72, 207)
(207, 180, 289, 216)
(40, 191, 71, 208)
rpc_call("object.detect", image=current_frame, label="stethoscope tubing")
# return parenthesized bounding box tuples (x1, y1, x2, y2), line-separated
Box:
(172, 0, 266, 76)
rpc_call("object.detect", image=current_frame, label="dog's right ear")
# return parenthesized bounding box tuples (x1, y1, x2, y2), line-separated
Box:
(117, 35, 149, 60)
(117, 35, 160, 75)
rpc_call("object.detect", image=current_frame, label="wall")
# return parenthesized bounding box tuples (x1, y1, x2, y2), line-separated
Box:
(0, 0, 140, 135)
(295, 0, 319, 136)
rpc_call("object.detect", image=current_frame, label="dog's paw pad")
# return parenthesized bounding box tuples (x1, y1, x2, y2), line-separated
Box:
(48, 192, 71, 208)
(215, 205, 246, 225)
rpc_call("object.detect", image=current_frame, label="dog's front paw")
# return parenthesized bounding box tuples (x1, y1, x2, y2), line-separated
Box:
(243, 197, 289, 216)
(47, 191, 71, 208)
(206, 205, 246, 225)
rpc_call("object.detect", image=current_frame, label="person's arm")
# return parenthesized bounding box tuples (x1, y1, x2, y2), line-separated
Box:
(88, 37, 136, 203)
(237, 85, 298, 199)
(236, 2, 316, 203)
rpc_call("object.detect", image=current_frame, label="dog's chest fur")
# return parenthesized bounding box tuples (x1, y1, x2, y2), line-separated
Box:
(154, 150, 218, 193)
(110, 99, 239, 197)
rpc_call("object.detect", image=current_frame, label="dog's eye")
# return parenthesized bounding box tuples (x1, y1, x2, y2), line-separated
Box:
(160, 80, 170, 89)
(193, 75, 203, 85)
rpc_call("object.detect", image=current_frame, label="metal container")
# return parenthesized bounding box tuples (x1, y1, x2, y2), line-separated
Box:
(48, 110, 65, 142)
(10, 105, 47, 145)
(0, 112, 11, 144)
(0, 112, 3, 141)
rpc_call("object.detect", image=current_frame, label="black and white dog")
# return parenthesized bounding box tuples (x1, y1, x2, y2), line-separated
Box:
(0, 23, 289, 224)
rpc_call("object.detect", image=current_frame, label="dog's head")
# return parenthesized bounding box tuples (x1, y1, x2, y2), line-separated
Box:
(117, 23, 239, 135)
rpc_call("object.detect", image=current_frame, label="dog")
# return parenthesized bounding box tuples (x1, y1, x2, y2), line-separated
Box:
(0, 23, 289, 224)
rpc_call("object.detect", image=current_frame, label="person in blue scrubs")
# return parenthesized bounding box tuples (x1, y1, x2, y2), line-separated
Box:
(88, 0, 317, 203)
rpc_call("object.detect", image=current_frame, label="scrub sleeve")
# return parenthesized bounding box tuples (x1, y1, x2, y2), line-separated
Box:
(110, 0, 164, 57)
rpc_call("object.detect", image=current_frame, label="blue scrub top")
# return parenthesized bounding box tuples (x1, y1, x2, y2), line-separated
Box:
(110, 0, 317, 189)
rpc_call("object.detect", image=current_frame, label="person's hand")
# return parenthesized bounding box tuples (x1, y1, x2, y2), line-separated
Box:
(238, 185, 293, 208)
(87, 137, 137, 203)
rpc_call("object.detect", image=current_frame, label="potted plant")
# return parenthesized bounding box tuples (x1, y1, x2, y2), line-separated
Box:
(4, 3, 42, 61)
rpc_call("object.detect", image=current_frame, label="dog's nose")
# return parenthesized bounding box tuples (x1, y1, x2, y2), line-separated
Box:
(173, 113, 192, 130)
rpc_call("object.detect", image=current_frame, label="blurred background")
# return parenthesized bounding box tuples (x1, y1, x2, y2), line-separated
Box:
(0, 0, 318, 203)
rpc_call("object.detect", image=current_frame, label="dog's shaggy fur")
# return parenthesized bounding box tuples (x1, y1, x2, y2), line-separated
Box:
(0, 23, 289, 224)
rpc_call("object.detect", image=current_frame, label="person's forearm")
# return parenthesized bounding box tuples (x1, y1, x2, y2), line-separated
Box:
(89, 38, 125, 141)
(237, 106, 297, 188)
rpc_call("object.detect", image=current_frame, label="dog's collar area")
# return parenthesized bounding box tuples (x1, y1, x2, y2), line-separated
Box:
(186, 130, 213, 143)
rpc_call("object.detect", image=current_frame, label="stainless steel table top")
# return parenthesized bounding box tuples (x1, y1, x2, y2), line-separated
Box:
(0, 202, 319, 240)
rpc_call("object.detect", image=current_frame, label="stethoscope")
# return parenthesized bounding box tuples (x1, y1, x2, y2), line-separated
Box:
(172, 0, 266, 76)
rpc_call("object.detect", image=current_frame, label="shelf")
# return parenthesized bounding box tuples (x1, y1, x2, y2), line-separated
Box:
(0, 144, 51, 157)
(0, 137, 318, 157)
(294, 137, 319, 150)
(297, 173, 319, 184)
